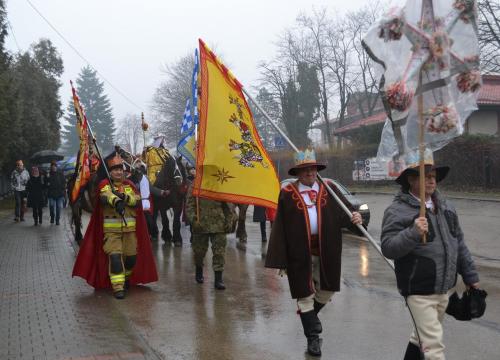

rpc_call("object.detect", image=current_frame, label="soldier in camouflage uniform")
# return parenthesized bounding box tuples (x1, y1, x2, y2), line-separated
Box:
(186, 185, 236, 290)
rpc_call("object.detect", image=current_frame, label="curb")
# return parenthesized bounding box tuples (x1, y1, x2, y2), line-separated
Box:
(353, 190, 500, 203)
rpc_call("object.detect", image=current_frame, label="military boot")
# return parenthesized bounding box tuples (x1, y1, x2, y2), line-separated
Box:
(299, 310, 322, 357)
(403, 342, 424, 360)
(214, 271, 226, 290)
(195, 266, 204, 284)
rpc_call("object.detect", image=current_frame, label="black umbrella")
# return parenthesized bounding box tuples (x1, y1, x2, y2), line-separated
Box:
(30, 150, 64, 164)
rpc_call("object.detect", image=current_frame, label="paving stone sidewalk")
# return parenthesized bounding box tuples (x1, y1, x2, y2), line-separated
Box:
(0, 210, 159, 360)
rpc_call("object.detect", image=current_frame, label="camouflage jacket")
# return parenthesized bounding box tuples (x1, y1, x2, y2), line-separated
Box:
(186, 186, 236, 234)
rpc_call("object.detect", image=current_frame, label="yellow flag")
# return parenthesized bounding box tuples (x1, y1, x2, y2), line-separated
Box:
(193, 39, 279, 208)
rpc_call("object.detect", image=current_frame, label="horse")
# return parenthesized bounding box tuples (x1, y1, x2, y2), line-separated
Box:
(150, 156, 187, 245)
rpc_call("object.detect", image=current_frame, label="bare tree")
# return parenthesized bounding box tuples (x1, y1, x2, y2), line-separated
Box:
(151, 51, 195, 148)
(115, 113, 143, 155)
(324, 17, 357, 147)
(296, 8, 336, 149)
(478, 0, 500, 73)
(259, 45, 298, 138)
(347, 3, 383, 118)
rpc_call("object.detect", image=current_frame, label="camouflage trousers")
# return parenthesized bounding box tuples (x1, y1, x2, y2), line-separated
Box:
(192, 233, 227, 272)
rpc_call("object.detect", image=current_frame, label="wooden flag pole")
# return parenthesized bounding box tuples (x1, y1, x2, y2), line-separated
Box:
(243, 87, 395, 270)
(418, 71, 427, 244)
(141, 112, 147, 150)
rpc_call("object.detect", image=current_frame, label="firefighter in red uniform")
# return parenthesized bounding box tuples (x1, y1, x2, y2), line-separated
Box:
(72, 154, 158, 299)
(100, 155, 141, 299)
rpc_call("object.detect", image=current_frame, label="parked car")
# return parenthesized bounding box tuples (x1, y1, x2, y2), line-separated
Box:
(280, 178, 370, 227)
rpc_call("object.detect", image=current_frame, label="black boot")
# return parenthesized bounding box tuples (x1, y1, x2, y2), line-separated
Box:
(114, 290, 125, 300)
(313, 300, 326, 334)
(403, 342, 423, 360)
(214, 271, 226, 290)
(195, 266, 204, 284)
(299, 310, 322, 357)
(314, 300, 325, 315)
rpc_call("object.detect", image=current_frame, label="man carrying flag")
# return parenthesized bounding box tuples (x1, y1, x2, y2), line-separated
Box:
(185, 40, 279, 289)
(265, 149, 363, 357)
(70, 83, 157, 299)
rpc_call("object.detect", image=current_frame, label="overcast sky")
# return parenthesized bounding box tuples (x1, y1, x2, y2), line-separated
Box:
(5, 0, 375, 122)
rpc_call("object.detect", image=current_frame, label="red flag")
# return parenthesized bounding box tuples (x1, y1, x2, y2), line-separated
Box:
(70, 81, 91, 203)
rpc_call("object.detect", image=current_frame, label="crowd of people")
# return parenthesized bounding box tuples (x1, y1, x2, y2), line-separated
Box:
(10, 147, 486, 360)
(11, 159, 67, 226)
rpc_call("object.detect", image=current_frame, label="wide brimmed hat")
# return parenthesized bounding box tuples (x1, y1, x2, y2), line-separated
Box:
(395, 149, 449, 187)
(288, 149, 326, 176)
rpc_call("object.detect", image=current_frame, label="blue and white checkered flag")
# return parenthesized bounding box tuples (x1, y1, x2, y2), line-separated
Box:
(180, 99, 192, 135)
(177, 98, 196, 166)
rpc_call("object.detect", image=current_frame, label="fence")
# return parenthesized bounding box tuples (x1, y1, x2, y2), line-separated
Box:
(269, 136, 500, 190)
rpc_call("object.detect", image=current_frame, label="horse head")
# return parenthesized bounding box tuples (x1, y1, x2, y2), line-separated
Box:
(174, 156, 187, 187)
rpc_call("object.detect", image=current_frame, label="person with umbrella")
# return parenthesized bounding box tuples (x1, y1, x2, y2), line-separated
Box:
(11, 160, 30, 222)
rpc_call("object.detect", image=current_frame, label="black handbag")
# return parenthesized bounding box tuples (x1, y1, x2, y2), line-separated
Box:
(446, 288, 488, 321)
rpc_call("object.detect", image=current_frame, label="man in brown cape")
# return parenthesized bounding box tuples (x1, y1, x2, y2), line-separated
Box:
(265, 149, 362, 357)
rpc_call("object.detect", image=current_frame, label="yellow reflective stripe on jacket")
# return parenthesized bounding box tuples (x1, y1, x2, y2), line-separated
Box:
(101, 184, 119, 206)
(110, 274, 125, 284)
(103, 218, 136, 228)
(124, 186, 137, 206)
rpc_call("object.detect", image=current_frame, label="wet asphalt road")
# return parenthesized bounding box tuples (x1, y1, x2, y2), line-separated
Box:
(98, 195, 500, 360)
(1, 194, 499, 360)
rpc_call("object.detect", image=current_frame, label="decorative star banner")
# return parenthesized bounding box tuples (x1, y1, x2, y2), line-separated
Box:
(363, 0, 481, 160)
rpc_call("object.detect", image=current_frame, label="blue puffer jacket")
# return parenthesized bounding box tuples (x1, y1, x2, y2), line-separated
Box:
(381, 190, 479, 296)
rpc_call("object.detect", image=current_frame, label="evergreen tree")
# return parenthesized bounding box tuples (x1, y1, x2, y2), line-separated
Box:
(10, 39, 63, 162)
(61, 66, 115, 155)
(281, 62, 320, 148)
(249, 87, 282, 150)
(0, 0, 17, 171)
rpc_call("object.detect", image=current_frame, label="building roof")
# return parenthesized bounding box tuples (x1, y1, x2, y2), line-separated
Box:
(334, 112, 386, 134)
(334, 74, 500, 135)
(479, 74, 500, 105)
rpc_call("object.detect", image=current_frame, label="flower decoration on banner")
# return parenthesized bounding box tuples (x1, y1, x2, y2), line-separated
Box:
(424, 104, 458, 133)
(363, 0, 482, 160)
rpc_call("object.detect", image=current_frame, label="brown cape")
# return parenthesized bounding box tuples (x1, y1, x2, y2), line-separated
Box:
(265, 180, 358, 299)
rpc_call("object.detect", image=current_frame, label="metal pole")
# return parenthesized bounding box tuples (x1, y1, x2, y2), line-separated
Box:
(243, 87, 394, 270)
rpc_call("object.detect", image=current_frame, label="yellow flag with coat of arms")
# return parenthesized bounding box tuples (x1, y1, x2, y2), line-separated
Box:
(192, 39, 279, 208)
